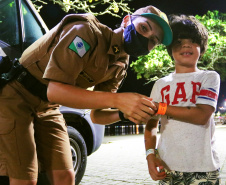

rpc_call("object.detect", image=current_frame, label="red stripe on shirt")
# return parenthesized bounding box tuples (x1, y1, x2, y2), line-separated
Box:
(199, 89, 218, 100)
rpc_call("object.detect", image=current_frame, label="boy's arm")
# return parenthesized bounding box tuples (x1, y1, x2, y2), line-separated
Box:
(155, 103, 214, 125)
(145, 119, 166, 180)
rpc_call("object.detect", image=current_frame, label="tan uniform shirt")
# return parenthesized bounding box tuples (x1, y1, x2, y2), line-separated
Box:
(19, 14, 129, 93)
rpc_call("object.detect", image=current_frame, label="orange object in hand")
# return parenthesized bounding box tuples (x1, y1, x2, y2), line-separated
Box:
(157, 102, 167, 115)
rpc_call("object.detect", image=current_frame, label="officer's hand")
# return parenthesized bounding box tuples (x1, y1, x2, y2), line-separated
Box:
(147, 154, 166, 181)
(115, 93, 157, 124)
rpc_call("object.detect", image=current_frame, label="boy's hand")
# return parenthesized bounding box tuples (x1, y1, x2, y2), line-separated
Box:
(146, 154, 166, 180)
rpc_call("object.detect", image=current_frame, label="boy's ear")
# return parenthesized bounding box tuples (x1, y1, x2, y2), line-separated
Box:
(122, 15, 131, 28)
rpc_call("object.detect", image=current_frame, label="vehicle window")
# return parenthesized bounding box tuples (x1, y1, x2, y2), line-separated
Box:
(0, 0, 19, 46)
(21, 0, 44, 48)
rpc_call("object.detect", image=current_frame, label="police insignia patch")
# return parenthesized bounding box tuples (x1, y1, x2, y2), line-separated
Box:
(69, 36, 90, 57)
(112, 45, 120, 54)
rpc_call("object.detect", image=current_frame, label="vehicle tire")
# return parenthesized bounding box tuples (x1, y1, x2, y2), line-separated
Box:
(67, 126, 87, 185)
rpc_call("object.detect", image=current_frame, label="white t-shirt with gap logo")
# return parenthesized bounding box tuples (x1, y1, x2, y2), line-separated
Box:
(150, 70, 220, 172)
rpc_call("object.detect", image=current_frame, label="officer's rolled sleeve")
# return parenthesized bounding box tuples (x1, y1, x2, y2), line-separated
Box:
(94, 65, 126, 93)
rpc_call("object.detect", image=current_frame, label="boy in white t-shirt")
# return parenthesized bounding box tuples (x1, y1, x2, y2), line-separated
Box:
(144, 15, 221, 184)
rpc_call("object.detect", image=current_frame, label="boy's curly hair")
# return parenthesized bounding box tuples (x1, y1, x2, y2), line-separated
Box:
(166, 14, 208, 59)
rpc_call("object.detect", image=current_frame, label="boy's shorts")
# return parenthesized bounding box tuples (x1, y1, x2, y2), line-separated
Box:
(0, 81, 73, 180)
(159, 169, 221, 185)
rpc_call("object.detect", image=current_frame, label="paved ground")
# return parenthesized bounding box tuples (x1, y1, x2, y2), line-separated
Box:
(80, 125, 226, 185)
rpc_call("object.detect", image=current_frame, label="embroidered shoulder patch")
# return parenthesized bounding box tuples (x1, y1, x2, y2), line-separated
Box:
(69, 36, 90, 58)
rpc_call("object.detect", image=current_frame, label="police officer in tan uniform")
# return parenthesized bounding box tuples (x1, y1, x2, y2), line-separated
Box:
(0, 5, 172, 185)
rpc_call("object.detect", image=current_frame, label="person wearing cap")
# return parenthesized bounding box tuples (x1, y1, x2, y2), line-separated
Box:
(0, 5, 172, 185)
(144, 15, 221, 184)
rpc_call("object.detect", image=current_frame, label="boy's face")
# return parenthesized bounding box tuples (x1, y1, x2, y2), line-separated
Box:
(130, 16, 164, 51)
(171, 38, 201, 68)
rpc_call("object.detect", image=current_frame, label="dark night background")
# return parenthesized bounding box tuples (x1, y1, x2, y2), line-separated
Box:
(39, 0, 226, 110)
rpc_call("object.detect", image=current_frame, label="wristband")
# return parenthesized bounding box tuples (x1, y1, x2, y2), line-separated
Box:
(118, 111, 129, 122)
(146, 149, 157, 158)
(157, 102, 167, 115)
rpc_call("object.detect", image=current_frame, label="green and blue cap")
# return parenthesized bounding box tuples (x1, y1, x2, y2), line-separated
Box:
(133, 6, 173, 46)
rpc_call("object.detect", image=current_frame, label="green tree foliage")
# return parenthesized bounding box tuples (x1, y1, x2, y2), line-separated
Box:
(32, 0, 133, 17)
(130, 10, 226, 82)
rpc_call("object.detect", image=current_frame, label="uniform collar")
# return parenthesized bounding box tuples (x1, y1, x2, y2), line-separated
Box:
(78, 14, 127, 58)
(107, 28, 127, 57)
